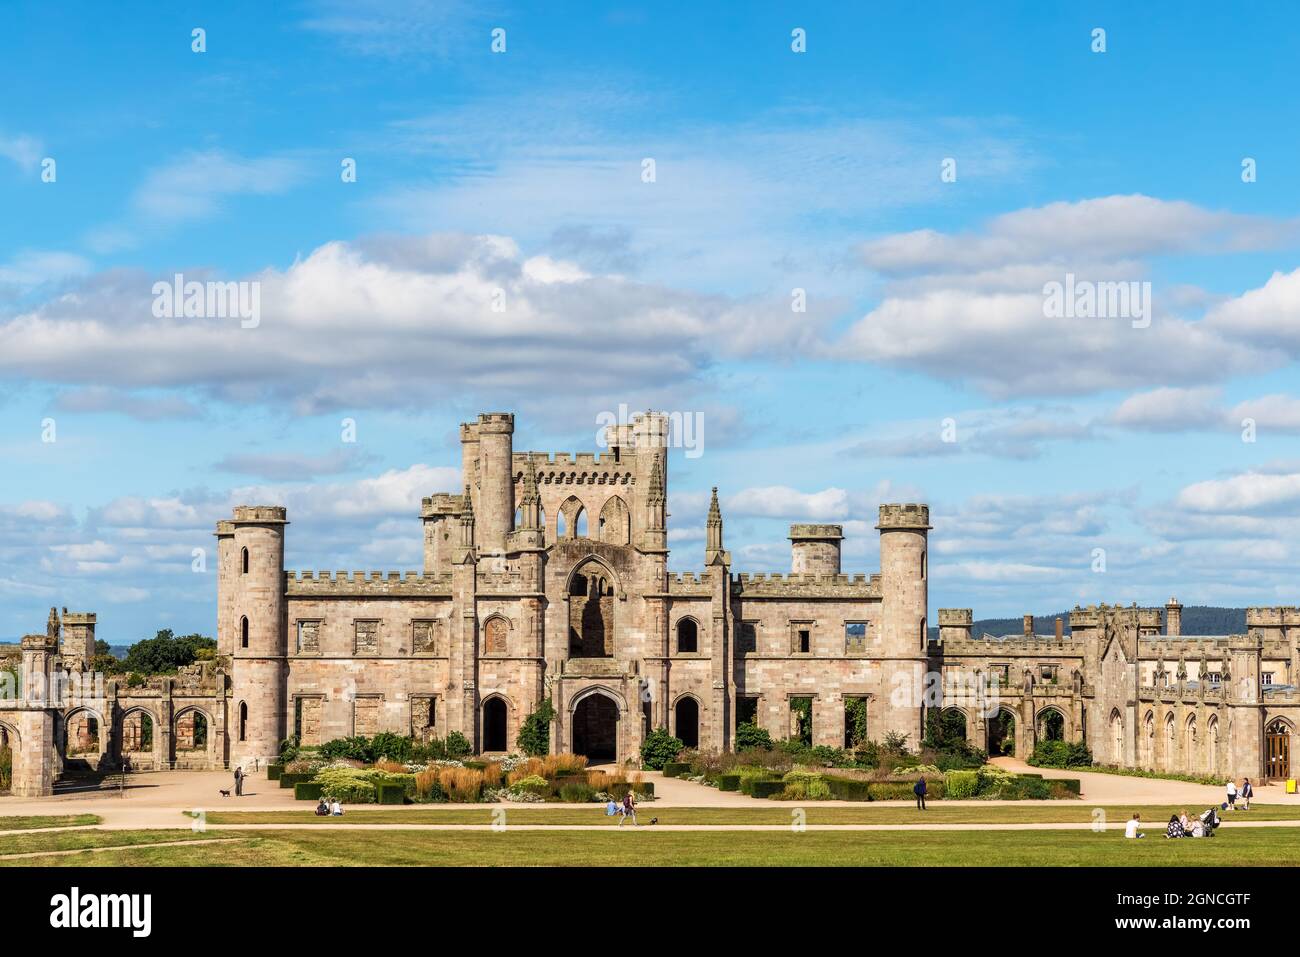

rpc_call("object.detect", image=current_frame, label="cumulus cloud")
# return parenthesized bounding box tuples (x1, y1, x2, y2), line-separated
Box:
(0, 233, 830, 414)
(1176, 471, 1300, 514)
(840, 195, 1296, 398)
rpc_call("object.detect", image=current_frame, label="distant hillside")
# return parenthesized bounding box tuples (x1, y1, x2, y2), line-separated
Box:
(930, 606, 1249, 641)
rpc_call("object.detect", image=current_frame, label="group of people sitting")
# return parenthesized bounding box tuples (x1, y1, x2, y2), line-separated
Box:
(314, 798, 344, 817)
(1164, 807, 1220, 839)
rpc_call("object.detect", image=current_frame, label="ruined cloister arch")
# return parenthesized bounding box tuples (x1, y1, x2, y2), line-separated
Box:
(0, 720, 18, 793)
(1109, 709, 1125, 764)
(1036, 706, 1066, 742)
(62, 706, 107, 770)
(172, 705, 216, 766)
(119, 706, 160, 768)
(598, 496, 630, 545)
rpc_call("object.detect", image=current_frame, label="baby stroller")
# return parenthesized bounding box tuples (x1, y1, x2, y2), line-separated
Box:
(1200, 806, 1221, 837)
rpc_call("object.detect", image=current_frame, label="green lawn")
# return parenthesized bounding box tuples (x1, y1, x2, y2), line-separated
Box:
(8, 825, 1300, 867)
(0, 828, 230, 857)
(198, 804, 1300, 826)
(0, 814, 100, 832)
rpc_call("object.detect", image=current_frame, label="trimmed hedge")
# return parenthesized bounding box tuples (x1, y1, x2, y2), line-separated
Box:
(824, 776, 872, 801)
(662, 762, 691, 778)
(718, 774, 741, 792)
(279, 772, 312, 789)
(376, 782, 406, 805)
(1053, 778, 1082, 795)
(294, 781, 324, 801)
(751, 779, 787, 799)
(267, 763, 284, 781)
(867, 779, 947, 801)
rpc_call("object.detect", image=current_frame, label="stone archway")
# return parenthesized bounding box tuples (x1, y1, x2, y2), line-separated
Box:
(567, 559, 617, 658)
(0, 720, 17, 794)
(674, 695, 700, 749)
(62, 707, 106, 772)
(572, 691, 620, 762)
(987, 709, 1016, 756)
(1036, 707, 1065, 742)
(482, 697, 509, 753)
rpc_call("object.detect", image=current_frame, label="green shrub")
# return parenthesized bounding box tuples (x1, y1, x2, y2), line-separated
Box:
(751, 779, 786, 799)
(996, 775, 1051, 800)
(718, 774, 741, 791)
(1027, 739, 1093, 769)
(944, 769, 979, 799)
(313, 767, 379, 803)
(640, 727, 684, 770)
(267, 763, 284, 781)
(736, 721, 773, 752)
(369, 731, 415, 762)
(662, 761, 690, 778)
(1052, 778, 1082, 796)
(517, 698, 556, 757)
(824, 776, 872, 801)
(279, 772, 312, 789)
(294, 781, 324, 801)
(376, 782, 406, 805)
(446, 731, 472, 758)
(512, 774, 552, 796)
(559, 782, 596, 803)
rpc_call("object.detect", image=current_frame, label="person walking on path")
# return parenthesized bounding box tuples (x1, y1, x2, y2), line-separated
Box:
(1226, 778, 1238, 810)
(914, 776, 927, 811)
(1240, 777, 1253, 811)
(618, 790, 638, 827)
(234, 765, 244, 797)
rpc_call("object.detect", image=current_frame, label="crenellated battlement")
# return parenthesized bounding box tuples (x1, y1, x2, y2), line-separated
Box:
(231, 505, 288, 524)
(285, 570, 453, 597)
(941, 636, 1086, 656)
(731, 571, 881, 598)
(1246, 606, 1300, 626)
(876, 503, 931, 529)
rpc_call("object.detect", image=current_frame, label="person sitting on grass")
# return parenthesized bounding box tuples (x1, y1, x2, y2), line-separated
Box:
(330, 799, 343, 816)
(1190, 815, 1205, 838)
(1125, 813, 1145, 838)
(1179, 809, 1192, 834)
(1165, 814, 1184, 839)
(314, 798, 329, 816)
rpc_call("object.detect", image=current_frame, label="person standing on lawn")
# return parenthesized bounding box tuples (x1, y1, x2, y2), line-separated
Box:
(914, 776, 927, 811)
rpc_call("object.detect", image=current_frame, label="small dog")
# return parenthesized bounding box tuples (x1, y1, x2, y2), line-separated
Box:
(648, 817, 658, 825)
(218, 789, 231, 798)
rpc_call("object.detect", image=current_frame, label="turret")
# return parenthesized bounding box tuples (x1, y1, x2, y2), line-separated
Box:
(938, 608, 972, 643)
(789, 524, 842, 574)
(638, 451, 668, 552)
(876, 505, 930, 656)
(60, 610, 96, 668)
(704, 487, 730, 566)
(223, 505, 288, 768)
(876, 504, 931, 743)
(473, 413, 515, 567)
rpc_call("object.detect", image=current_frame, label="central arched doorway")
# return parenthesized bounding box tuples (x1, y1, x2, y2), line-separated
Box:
(674, 696, 699, 749)
(572, 691, 619, 762)
(482, 697, 508, 753)
(987, 709, 1016, 756)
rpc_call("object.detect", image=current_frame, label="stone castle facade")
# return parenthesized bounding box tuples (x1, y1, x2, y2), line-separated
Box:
(1, 410, 1296, 795)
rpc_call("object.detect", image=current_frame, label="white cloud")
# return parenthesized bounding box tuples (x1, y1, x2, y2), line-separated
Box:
(132, 150, 304, 224)
(1176, 471, 1300, 514)
(1109, 387, 1226, 431)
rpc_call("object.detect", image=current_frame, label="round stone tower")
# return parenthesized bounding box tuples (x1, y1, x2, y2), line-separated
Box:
(789, 524, 843, 574)
(226, 505, 288, 768)
(876, 504, 931, 743)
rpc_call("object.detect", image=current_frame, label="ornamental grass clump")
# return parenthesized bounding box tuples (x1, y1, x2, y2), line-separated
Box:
(441, 767, 485, 802)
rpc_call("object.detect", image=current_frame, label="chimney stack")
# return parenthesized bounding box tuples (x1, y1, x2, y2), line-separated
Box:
(1023, 614, 1034, 637)
(1055, 617, 1064, 641)
(1165, 597, 1183, 637)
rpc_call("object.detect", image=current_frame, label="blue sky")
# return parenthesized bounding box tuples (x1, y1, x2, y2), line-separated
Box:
(3, 0, 1300, 643)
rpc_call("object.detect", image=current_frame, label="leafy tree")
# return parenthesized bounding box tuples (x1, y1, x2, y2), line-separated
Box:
(736, 720, 773, 752)
(119, 630, 216, 674)
(640, 727, 684, 770)
(517, 698, 556, 757)
(94, 639, 112, 656)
